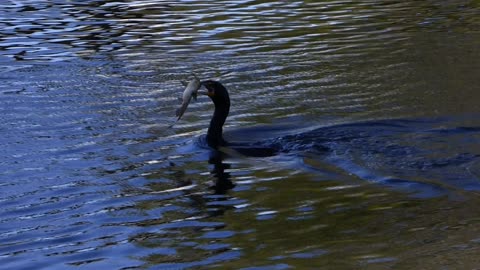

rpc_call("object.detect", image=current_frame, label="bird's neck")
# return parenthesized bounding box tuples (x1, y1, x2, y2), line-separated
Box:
(207, 102, 229, 148)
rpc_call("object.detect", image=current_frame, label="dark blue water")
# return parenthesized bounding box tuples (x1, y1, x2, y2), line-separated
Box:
(1, 1, 480, 269)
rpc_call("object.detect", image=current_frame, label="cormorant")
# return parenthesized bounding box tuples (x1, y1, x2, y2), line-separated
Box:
(201, 80, 231, 148)
(200, 80, 277, 157)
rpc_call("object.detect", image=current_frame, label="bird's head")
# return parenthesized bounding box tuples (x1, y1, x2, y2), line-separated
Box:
(201, 80, 230, 105)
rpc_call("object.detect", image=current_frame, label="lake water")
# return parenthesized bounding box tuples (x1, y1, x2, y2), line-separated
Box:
(1, 1, 480, 269)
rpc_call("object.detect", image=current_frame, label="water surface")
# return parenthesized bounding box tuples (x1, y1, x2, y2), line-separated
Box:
(1, 1, 480, 269)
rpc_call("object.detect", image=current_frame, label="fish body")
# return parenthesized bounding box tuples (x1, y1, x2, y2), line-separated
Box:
(176, 77, 201, 120)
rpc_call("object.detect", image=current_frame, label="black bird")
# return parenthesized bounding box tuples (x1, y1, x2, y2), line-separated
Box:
(200, 80, 278, 157)
(201, 80, 231, 148)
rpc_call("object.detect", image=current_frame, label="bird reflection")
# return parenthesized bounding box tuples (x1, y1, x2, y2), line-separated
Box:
(208, 149, 235, 194)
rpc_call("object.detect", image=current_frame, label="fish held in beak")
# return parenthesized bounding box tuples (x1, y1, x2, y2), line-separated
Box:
(175, 77, 201, 121)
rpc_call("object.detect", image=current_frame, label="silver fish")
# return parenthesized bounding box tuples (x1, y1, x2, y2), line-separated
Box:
(175, 77, 201, 121)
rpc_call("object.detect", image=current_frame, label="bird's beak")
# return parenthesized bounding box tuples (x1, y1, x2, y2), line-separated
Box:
(206, 91, 215, 97)
(198, 82, 214, 97)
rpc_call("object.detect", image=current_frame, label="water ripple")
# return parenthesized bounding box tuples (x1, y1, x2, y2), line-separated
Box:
(2, 0, 478, 62)
(1, 1, 480, 269)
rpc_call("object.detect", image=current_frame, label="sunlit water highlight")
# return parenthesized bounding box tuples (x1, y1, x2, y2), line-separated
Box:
(1, 1, 480, 269)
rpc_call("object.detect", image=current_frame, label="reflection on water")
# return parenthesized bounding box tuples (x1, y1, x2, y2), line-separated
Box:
(1, 0, 480, 269)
